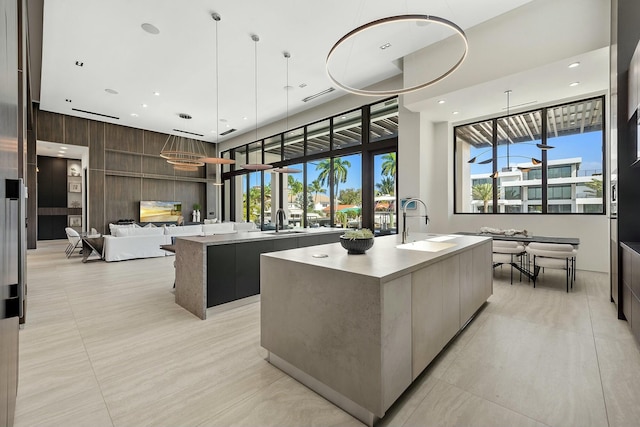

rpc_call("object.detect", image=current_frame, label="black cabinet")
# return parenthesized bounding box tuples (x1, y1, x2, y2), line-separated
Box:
(205, 232, 341, 308)
(620, 243, 640, 341)
(207, 244, 237, 307)
(235, 240, 274, 300)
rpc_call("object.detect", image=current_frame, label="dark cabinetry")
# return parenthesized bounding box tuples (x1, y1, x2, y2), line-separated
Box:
(620, 243, 640, 342)
(206, 232, 341, 308)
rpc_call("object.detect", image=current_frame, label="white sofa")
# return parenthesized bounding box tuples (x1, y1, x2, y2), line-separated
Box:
(103, 222, 249, 262)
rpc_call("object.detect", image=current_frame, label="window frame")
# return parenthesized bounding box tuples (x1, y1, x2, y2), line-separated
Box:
(453, 95, 606, 215)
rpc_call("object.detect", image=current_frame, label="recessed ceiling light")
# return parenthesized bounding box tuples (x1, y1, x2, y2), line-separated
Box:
(105, 88, 118, 95)
(243, 117, 248, 120)
(142, 104, 148, 108)
(65, 99, 72, 103)
(341, 115, 347, 119)
(568, 62, 580, 68)
(60, 146, 68, 150)
(452, 111, 459, 115)
(131, 113, 138, 117)
(226, 124, 230, 128)
(438, 100, 446, 104)
(57, 154, 64, 157)
(141, 23, 160, 35)
(58, 150, 65, 154)
(379, 42, 391, 50)
(75, 61, 84, 67)
(153, 91, 160, 96)
(569, 81, 580, 87)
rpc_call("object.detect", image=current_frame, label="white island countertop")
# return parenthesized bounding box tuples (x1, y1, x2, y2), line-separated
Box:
(261, 233, 491, 283)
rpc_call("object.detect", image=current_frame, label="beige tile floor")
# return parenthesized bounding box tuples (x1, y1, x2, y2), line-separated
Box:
(14, 240, 640, 427)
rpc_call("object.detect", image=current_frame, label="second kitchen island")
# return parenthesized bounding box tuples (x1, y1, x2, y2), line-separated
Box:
(174, 228, 344, 319)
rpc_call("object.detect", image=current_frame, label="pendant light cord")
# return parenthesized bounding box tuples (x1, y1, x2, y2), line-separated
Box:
(505, 89, 511, 169)
(253, 34, 259, 164)
(284, 52, 290, 132)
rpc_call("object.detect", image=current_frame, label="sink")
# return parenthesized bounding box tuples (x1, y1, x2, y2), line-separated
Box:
(396, 240, 457, 252)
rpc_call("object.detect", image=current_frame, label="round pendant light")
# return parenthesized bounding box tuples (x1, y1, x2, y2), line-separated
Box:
(325, 14, 468, 96)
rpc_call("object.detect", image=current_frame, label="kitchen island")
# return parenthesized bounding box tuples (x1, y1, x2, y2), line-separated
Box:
(174, 228, 344, 319)
(260, 233, 492, 426)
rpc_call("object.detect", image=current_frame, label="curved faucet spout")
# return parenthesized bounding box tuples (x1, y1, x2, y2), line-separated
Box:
(402, 198, 429, 244)
(275, 208, 287, 232)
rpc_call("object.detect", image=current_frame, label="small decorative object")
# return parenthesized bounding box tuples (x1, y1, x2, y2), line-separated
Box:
(193, 204, 201, 223)
(70, 200, 81, 208)
(340, 228, 374, 254)
(69, 216, 82, 227)
(69, 182, 81, 193)
(479, 226, 528, 237)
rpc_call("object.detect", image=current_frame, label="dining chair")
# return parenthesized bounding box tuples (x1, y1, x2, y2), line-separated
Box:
(525, 242, 576, 292)
(65, 227, 82, 258)
(492, 240, 526, 284)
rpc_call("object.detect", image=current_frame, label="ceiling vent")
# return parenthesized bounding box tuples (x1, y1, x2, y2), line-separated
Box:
(302, 87, 335, 103)
(71, 108, 119, 120)
(220, 128, 237, 136)
(178, 113, 192, 119)
(172, 129, 204, 137)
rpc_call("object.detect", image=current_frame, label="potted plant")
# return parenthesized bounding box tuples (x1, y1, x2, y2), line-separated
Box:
(340, 228, 374, 254)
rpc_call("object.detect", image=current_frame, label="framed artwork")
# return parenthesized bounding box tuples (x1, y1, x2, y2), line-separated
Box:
(69, 216, 82, 227)
(69, 182, 82, 193)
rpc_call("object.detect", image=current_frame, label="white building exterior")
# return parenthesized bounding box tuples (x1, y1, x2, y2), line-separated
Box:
(470, 158, 603, 213)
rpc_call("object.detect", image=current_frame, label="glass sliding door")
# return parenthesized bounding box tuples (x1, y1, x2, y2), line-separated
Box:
(307, 158, 331, 227)
(373, 151, 397, 235)
(330, 154, 361, 228)
(282, 163, 304, 228)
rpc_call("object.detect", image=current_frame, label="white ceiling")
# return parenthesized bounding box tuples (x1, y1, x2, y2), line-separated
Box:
(38, 0, 537, 146)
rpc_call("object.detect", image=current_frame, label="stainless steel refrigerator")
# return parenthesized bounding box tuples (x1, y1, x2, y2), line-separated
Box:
(1, 0, 24, 425)
(1, 180, 24, 427)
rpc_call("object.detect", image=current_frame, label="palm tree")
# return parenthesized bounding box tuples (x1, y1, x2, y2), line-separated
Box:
(287, 175, 303, 203)
(584, 178, 603, 197)
(381, 153, 396, 178)
(316, 157, 351, 200)
(375, 176, 395, 196)
(308, 179, 325, 205)
(472, 183, 493, 213)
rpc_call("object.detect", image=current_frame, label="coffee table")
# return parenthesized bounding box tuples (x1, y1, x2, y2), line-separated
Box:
(81, 235, 104, 263)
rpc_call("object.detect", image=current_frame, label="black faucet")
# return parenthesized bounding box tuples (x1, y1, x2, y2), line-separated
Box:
(275, 208, 286, 232)
(402, 198, 429, 244)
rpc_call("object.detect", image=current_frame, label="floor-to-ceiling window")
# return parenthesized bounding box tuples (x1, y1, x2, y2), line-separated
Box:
(222, 97, 398, 232)
(373, 151, 397, 234)
(329, 154, 362, 228)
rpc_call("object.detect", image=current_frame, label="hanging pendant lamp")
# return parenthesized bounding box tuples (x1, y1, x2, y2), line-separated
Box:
(241, 34, 272, 171)
(273, 51, 301, 174)
(160, 135, 207, 168)
(202, 12, 236, 176)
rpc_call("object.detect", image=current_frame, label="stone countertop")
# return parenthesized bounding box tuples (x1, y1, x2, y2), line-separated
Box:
(261, 233, 491, 283)
(178, 227, 345, 247)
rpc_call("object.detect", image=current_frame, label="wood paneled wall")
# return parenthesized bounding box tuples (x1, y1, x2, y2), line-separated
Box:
(33, 105, 214, 235)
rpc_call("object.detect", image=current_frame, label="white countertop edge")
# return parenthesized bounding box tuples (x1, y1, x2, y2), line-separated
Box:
(261, 233, 492, 282)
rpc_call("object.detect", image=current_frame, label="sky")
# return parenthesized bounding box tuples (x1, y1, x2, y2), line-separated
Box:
(469, 130, 603, 176)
